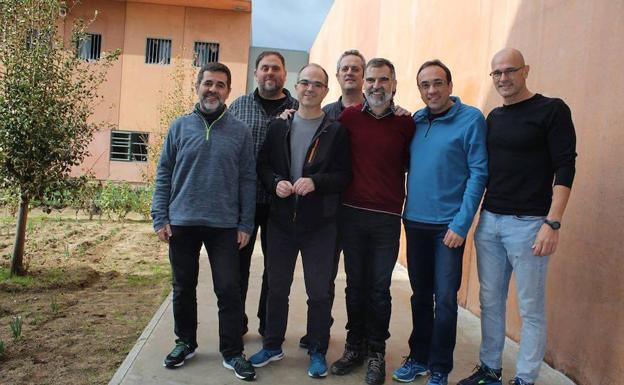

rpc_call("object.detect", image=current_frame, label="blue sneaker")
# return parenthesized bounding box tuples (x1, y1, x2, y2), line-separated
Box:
(308, 351, 328, 378)
(427, 372, 448, 385)
(392, 357, 428, 382)
(249, 348, 284, 367)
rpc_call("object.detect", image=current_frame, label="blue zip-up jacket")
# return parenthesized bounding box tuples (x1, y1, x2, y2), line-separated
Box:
(404, 96, 488, 237)
(151, 108, 256, 234)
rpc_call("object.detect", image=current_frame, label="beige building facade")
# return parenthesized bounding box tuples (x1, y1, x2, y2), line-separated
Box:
(310, 1, 623, 384)
(64, 0, 251, 182)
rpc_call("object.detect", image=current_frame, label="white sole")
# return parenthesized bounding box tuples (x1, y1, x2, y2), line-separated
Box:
(163, 351, 196, 368)
(250, 352, 285, 368)
(222, 360, 258, 381)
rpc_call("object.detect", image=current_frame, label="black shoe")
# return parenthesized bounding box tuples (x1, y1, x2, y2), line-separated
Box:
(458, 364, 502, 385)
(299, 334, 310, 349)
(223, 354, 257, 381)
(330, 344, 365, 375)
(365, 352, 385, 385)
(163, 341, 196, 368)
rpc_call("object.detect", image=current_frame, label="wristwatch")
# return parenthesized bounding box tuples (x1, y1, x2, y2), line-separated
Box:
(544, 219, 561, 230)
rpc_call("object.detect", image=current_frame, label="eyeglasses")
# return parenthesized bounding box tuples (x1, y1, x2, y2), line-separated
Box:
(418, 80, 447, 90)
(297, 80, 327, 89)
(489, 66, 524, 79)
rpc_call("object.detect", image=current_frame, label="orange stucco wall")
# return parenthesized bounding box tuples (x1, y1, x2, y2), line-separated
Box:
(65, 0, 251, 182)
(310, 1, 624, 384)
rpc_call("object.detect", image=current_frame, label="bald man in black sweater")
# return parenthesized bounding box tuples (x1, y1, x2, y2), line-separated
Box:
(458, 48, 576, 385)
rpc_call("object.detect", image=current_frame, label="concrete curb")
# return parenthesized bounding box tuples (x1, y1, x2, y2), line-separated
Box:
(108, 291, 173, 385)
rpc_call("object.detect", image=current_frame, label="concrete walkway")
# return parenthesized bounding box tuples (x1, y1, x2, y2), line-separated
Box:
(109, 245, 575, 385)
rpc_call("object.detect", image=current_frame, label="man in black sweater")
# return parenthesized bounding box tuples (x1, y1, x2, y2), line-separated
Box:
(458, 48, 576, 385)
(249, 63, 351, 379)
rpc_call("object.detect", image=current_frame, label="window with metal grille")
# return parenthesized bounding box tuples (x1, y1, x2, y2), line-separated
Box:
(110, 131, 149, 162)
(145, 38, 171, 65)
(194, 42, 220, 66)
(76, 33, 102, 60)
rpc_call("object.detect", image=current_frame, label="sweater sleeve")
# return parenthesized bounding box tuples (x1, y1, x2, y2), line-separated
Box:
(449, 114, 488, 237)
(548, 100, 576, 188)
(238, 127, 256, 234)
(151, 123, 177, 232)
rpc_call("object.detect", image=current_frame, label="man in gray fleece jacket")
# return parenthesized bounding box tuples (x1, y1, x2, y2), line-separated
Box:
(151, 62, 257, 381)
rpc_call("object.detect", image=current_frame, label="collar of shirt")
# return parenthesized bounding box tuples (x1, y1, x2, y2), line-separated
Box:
(362, 99, 396, 119)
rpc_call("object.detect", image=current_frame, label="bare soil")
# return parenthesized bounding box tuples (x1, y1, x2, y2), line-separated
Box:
(0, 211, 169, 385)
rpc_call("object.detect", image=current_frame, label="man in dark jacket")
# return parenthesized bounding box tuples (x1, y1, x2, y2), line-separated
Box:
(248, 63, 351, 379)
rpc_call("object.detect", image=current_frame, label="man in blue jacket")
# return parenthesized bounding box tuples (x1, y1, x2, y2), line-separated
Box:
(151, 62, 257, 381)
(393, 60, 488, 385)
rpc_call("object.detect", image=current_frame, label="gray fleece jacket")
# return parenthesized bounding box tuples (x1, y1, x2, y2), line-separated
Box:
(151, 109, 256, 234)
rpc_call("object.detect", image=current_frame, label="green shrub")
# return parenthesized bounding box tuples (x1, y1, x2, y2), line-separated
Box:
(10, 315, 22, 341)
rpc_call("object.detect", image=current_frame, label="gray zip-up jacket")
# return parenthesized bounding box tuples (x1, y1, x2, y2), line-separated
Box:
(151, 108, 256, 234)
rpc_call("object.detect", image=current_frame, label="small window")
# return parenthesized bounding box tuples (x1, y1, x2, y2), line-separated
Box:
(145, 38, 172, 65)
(77, 33, 102, 60)
(110, 131, 149, 162)
(194, 42, 220, 67)
(26, 29, 52, 50)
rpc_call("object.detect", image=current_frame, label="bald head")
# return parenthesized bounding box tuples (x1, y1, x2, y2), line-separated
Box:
(491, 48, 525, 68)
(490, 48, 533, 104)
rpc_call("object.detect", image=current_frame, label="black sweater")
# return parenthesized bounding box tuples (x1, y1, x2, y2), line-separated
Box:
(483, 94, 577, 216)
(257, 115, 352, 231)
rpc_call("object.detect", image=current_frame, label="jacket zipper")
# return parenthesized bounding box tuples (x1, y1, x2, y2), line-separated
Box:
(286, 116, 328, 222)
(195, 109, 226, 141)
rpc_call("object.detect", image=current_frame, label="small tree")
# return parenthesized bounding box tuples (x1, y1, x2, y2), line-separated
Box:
(0, 0, 119, 275)
(143, 57, 195, 185)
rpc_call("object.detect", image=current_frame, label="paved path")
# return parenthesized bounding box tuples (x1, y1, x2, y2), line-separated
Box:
(109, 244, 575, 385)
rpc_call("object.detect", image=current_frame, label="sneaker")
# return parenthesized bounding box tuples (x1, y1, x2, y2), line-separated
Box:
(163, 341, 196, 368)
(365, 352, 386, 385)
(223, 355, 257, 381)
(331, 344, 365, 375)
(308, 351, 328, 378)
(509, 377, 534, 385)
(458, 364, 502, 385)
(248, 348, 284, 367)
(299, 334, 310, 349)
(427, 372, 448, 385)
(392, 357, 428, 382)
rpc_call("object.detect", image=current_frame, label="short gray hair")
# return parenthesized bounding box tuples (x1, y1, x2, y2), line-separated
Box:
(336, 49, 366, 74)
(366, 57, 396, 80)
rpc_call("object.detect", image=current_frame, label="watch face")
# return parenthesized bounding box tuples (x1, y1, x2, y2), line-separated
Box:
(546, 219, 561, 230)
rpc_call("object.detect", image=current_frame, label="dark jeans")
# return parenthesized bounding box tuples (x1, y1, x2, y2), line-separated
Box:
(239, 203, 270, 334)
(169, 225, 244, 358)
(405, 225, 464, 374)
(264, 221, 337, 353)
(340, 206, 401, 354)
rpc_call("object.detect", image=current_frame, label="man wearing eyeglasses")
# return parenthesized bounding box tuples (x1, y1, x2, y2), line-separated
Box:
(331, 58, 415, 385)
(458, 48, 576, 385)
(249, 63, 351, 378)
(391, 60, 487, 385)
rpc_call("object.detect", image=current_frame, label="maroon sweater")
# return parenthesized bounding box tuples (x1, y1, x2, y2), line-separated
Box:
(339, 105, 415, 215)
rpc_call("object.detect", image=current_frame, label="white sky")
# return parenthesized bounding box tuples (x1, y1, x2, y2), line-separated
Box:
(252, 0, 334, 52)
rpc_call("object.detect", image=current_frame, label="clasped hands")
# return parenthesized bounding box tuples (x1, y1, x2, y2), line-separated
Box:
(276, 178, 315, 198)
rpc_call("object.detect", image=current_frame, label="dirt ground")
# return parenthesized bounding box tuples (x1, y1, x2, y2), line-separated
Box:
(0, 210, 170, 385)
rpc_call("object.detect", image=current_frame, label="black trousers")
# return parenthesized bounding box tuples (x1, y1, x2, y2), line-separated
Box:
(263, 221, 337, 353)
(340, 206, 401, 354)
(169, 225, 243, 358)
(238, 203, 270, 334)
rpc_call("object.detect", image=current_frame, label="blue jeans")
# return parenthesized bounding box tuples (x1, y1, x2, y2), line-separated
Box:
(405, 225, 464, 374)
(340, 206, 401, 354)
(475, 210, 549, 383)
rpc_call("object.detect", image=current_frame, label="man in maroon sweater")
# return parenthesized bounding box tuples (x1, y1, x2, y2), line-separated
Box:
(331, 58, 415, 385)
